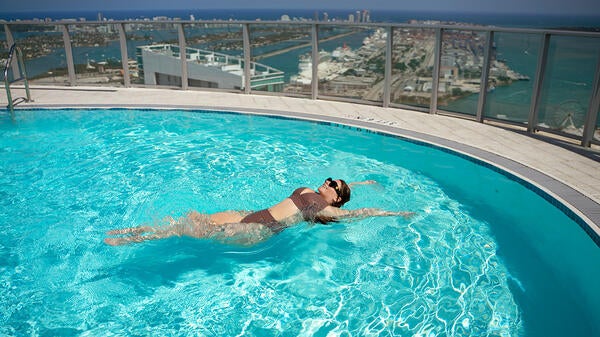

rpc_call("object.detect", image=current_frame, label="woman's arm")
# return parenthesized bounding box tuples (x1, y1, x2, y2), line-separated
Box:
(324, 206, 415, 220)
(348, 180, 377, 188)
(343, 208, 415, 219)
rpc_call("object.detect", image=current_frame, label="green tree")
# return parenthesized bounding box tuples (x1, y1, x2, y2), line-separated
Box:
(451, 88, 463, 96)
(394, 62, 407, 72)
(408, 58, 421, 70)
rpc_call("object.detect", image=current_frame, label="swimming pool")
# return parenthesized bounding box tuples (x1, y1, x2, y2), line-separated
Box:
(1, 108, 598, 336)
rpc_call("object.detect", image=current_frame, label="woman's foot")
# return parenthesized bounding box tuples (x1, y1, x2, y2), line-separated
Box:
(106, 226, 152, 236)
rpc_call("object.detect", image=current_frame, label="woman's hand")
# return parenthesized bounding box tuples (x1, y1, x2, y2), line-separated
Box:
(349, 180, 377, 187)
(388, 211, 416, 218)
(372, 210, 415, 218)
(343, 208, 415, 219)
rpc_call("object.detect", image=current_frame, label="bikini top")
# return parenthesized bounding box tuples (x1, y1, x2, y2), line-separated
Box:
(289, 187, 330, 222)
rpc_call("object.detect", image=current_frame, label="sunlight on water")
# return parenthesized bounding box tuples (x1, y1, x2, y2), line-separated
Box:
(0, 109, 597, 336)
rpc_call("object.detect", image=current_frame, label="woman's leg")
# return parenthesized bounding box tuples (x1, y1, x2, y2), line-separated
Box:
(104, 211, 252, 246)
(206, 211, 245, 225)
(186, 211, 275, 245)
(106, 226, 154, 236)
(103, 231, 173, 246)
(104, 214, 201, 246)
(104, 223, 183, 246)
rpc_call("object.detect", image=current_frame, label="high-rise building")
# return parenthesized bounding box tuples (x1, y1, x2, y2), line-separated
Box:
(362, 10, 370, 23)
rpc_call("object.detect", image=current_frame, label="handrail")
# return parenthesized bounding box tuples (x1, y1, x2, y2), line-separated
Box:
(3, 43, 32, 115)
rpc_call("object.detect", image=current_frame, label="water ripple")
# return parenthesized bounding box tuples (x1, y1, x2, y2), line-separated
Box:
(0, 109, 528, 336)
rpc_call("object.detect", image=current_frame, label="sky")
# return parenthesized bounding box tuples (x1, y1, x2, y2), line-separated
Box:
(0, 0, 598, 16)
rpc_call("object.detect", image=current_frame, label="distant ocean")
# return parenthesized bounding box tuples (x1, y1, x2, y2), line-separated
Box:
(2, 9, 600, 28)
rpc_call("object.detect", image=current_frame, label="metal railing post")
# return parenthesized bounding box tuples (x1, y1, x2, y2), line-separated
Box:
(476, 30, 494, 122)
(581, 51, 600, 147)
(430, 28, 443, 114)
(117, 23, 131, 87)
(311, 23, 319, 100)
(242, 23, 252, 94)
(383, 26, 393, 108)
(4, 24, 19, 79)
(527, 33, 551, 133)
(15, 47, 31, 102)
(60, 24, 77, 86)
(4, 44, 16, 114)
(177, 23, 188, 90)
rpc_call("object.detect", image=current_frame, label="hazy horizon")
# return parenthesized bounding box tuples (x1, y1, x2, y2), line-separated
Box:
(1, 0, 598, 16)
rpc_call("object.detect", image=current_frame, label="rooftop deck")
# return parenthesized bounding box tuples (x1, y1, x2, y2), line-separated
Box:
(3, 86, 600, 240)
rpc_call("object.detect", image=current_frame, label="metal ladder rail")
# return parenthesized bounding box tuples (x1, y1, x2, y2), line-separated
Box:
(3, 43, 32, 114)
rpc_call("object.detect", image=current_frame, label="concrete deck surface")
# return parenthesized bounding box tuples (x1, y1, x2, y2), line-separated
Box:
(3, 85, 599, 239)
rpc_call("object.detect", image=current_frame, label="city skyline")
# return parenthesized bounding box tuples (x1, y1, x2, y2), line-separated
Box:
(0, 0, 598, 16)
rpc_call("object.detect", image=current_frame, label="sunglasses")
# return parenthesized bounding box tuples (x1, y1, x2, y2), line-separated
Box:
(326, 177, 341, 197)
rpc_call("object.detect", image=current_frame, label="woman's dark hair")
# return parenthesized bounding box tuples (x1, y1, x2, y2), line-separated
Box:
(331, 179, 351, 208)
(314, 179, 352, 224)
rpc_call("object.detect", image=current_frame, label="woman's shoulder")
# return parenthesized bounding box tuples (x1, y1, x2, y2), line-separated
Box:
(292, 187, 315, 194)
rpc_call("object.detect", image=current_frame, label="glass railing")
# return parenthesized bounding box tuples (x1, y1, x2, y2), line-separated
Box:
(68, 23, 124, 86)
(2, 19, 599, 147)
(0, 24, 9, 82)
(132, 22, 182, 88)
(390, 27, 436, 109)
(595, 109, 600, 143)
(183, 23, 244, 91)
(317, 24, 382, 103)
(4, 23, 67, 85)
(128, 22, 180, 86)
(483, 32, 539, 124)
(249, 22, 311, 95)
(436, 28, 486, 116)
(537, 35, 599, 136)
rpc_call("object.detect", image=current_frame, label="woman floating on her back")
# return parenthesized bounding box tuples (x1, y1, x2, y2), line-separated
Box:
(104, 178, 414, 246)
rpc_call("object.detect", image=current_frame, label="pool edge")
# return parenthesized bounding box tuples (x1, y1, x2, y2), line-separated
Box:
(10, 103, 600, 246)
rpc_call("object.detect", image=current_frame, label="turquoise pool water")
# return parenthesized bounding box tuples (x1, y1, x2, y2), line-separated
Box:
(0, 109, 598, 336)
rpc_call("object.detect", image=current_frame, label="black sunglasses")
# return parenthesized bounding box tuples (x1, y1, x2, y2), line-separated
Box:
(326, 177, 341, 197)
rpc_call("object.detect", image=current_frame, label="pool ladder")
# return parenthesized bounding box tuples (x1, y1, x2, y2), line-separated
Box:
(3, 43, 32, 115)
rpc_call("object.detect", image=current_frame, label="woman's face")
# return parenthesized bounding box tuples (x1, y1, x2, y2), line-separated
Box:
(318, 178, 342, 205)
